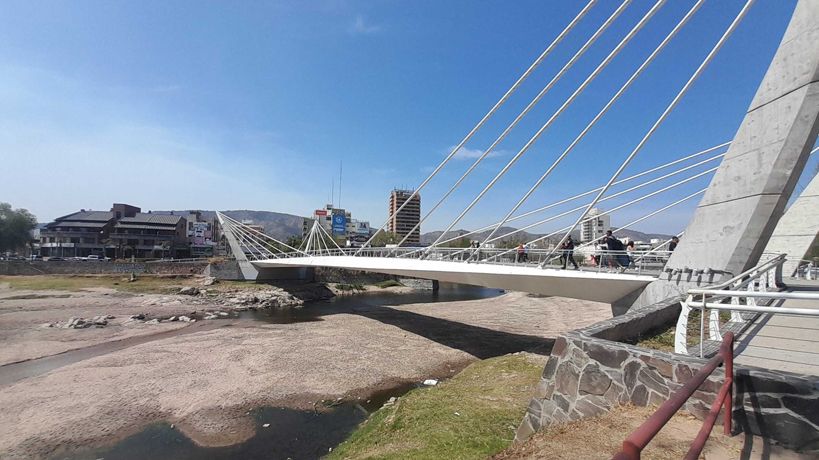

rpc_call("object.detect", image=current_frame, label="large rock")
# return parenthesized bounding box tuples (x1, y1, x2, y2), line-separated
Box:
(578, 363, 612, 396)
(178, 286, 199, 296)
(202, 277, 218, 286)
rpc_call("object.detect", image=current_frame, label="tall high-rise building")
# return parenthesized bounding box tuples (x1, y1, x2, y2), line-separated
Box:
(388, 189, 421, 245)
(580, 207, 610, 243)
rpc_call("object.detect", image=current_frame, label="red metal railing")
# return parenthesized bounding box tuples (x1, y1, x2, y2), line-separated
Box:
(612, 332, 734, 460)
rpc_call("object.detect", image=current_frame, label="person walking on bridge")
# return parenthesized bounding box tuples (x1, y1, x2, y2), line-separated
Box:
(560, 236, 579, 270)
(601, 230, 626, 269)
(516, 243, 528, 263)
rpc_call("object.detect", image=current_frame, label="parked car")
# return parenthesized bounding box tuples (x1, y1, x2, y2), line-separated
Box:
(30, 255, 43, 261)
(86, 255, 101, 261)
(47, 257, 65, 261)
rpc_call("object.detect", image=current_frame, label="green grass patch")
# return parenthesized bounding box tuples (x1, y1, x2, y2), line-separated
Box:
(0, 275, 191, 294)
(336, 283, 365, 291)
(375, 279, 404, 289)
(328, 353, 544, 460)
(635, 310, 732, 352)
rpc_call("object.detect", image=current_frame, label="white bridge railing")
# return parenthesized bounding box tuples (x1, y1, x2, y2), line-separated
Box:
(260, 247, 672, 274)
(674, 253, 802, 357)
(795, 259, 817, 280)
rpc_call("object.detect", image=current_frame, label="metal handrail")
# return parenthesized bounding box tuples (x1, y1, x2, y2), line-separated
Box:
(613, 332, 734, 460)
(699, 253, 786, 291)
(793, 259, 817, 280)
(265, 247, 672, 274)
(675, 254, 787, 355)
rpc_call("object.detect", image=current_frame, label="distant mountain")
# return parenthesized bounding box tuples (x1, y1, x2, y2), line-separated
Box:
(158, 210, 304, 240)
(611, 228, 675, 243)
(420, 227, 548, 246)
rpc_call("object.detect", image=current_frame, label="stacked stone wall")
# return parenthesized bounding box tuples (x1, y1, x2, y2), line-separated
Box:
(313, 266, 394, 284)
(516, 298, 819, 453)
(0, 260, 208, 276)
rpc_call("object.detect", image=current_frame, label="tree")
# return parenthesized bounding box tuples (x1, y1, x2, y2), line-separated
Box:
(500, 239, 525, 249)
(369, 231, 398, 247)
(444, 237, 472, 248)
(0, 203, 37, 254)
(286, 235, 303, 249)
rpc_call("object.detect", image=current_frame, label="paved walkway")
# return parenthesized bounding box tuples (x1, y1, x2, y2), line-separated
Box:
(734, 280, 819, 376)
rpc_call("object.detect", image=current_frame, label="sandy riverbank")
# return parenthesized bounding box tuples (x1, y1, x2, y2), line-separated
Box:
(0, 285, 611, 459)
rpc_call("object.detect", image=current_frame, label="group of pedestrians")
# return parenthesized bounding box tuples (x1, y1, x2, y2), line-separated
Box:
(514, 231, 680, 270)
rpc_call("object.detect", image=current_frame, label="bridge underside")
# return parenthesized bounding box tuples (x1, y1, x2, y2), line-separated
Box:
(253, 256, 654, 304)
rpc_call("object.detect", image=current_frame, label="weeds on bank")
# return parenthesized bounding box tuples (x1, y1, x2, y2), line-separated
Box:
(635, 310, 731, 352)
(0, 275, 191, 294)
(375, 279, 404, 289)
(327, 354, 543, 460)
(336, 283, 365, 291)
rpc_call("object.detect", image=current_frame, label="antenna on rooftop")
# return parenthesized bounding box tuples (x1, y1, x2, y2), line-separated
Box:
(339, 160, 343, 209)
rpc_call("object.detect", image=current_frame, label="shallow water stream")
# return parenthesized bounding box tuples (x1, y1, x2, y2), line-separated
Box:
(17, 284, 502, 459)
(59, 381, 422, 460)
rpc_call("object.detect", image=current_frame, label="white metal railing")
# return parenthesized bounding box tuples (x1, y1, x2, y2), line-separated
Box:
(675, 254, 789, 356)
(264, 246, 671, 275)
(794, 259, 817, 280)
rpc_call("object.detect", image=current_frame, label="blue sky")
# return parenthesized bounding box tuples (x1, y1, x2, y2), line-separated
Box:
(1, 0, 815, 234)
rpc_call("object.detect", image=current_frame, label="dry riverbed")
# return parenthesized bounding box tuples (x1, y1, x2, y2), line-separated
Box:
(0, 276, 612, 459)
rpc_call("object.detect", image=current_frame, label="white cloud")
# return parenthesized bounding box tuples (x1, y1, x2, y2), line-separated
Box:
(449, 145, 506, 160)
(348, 14, 382, 35)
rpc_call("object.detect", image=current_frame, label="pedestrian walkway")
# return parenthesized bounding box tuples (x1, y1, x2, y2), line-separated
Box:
(734, 280, 819, 376)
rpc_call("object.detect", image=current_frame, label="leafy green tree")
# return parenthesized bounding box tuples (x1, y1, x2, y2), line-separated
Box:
(286, 235, 303, 249)
(500, 239, 525, 249)
(0, 203, 37, 253)
(369, 231, 398, 247)
(444, 237, 472, 248)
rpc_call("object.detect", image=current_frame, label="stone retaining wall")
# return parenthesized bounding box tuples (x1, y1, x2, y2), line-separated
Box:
(0, 260, 208, 276)
(516, 297, 819, 453)
(313, 266, 394, 284)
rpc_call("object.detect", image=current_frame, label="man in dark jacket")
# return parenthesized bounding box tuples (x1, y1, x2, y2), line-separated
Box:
(560, 236, 579, 269)
(602, 230, 626, 268)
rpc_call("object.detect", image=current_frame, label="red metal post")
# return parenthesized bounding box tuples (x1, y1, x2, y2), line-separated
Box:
(611, 332, 736, 459)
(723, 332, 734, 436)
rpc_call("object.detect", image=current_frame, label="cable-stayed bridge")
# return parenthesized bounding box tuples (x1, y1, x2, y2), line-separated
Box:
(217, 0, 819, 312)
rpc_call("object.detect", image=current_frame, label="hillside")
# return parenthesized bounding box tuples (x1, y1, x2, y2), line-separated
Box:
(159, 210, 304, 240)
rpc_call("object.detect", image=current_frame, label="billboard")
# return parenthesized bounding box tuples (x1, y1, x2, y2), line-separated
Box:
(332, 214, 347, 235)
(315, 209, 327, 216)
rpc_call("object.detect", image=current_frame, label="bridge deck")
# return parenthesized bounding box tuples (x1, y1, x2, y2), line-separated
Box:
(734, 280, 819, 376)
(253, 256, 655, 304)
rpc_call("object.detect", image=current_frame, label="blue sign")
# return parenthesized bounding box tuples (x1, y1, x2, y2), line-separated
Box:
(332, 214, 347, 235)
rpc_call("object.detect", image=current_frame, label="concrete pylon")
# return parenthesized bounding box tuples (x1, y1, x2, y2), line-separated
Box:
(764, 171, 819, 277)
(615, 0, 819, 313)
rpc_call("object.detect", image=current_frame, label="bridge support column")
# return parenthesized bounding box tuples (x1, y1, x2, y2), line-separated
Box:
(617, 0, 819, 312)
(763, 172, 819, 277)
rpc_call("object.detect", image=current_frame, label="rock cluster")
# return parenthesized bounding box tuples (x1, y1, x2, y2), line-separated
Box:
(225, 288, 304, 310)
(48, 315, 115, 329)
